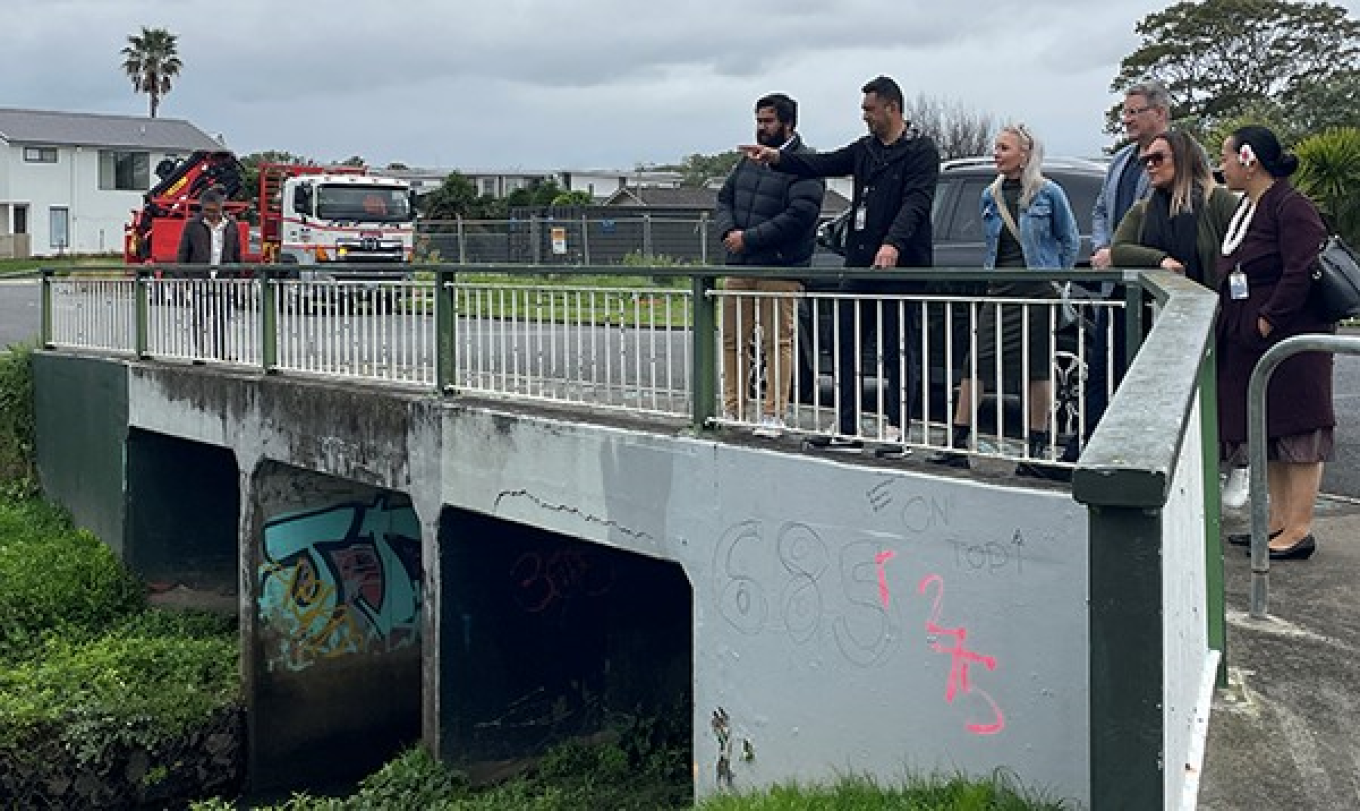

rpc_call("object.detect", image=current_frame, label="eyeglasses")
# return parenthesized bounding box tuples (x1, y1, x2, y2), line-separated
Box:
(1141, 151, 1170, 169)
(1121, 105, 1153, 118)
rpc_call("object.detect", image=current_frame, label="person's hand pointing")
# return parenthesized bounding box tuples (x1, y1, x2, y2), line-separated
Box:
(739, 145, 780, 165)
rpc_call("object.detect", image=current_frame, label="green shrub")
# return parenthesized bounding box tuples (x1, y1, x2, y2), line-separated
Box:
(0, 343, 37, 494)
(0, 500, 145, 660)
(0, 622, 239, 759)
(1295, 127, 1360, 247)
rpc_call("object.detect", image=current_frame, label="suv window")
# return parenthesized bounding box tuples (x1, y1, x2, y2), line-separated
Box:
(943, 178, 991, 242)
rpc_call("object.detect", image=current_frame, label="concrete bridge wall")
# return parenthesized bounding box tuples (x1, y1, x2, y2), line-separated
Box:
(35, 353, 1097, 804)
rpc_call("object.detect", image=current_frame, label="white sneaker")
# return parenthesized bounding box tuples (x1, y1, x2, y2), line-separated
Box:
(1222, 467, 1249, 510)
(753, 415, 786, 438)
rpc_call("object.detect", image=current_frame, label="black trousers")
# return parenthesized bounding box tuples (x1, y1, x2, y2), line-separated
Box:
(834, 279, 921, 435)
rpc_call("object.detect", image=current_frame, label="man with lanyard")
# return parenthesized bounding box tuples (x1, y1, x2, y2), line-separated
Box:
(1080, 80, 1171, 455)
(176, 187, 241, 360)
(742, 75, 938, 454)
(714, 92, 825, 438)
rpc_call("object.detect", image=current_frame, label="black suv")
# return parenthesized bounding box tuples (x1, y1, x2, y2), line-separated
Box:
(794, 156, 1108, 435)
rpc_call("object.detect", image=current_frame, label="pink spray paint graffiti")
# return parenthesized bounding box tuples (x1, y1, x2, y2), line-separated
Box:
(917, 574, 1006, 736)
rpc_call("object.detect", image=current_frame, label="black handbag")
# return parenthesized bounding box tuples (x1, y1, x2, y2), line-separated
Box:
(1309, 234, 1360, 323)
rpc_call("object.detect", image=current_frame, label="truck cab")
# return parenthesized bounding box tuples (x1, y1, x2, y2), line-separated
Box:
(275, 173, 415, 279)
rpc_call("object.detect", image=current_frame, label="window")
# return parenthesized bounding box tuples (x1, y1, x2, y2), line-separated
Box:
(13, 206, 28, 235)
(98, 150, 150, 190)
(479, 178, 497, 197)
(23, 147, 58, 163)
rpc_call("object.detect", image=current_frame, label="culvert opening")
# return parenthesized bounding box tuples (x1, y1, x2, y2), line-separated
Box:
(442, 507, 693, 801)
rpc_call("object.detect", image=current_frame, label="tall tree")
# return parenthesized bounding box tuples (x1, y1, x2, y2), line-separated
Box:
(121, 26, 183, 118)
(1110, 0, 1360, 135)
(902, 94, 998, 160)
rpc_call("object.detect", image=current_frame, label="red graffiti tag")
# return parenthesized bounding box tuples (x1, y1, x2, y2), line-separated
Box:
(917, 574, 1006, 736)
(874, 550, 897, 609)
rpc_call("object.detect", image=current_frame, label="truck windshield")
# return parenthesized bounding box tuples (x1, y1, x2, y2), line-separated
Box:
(315, 186, 412, 223)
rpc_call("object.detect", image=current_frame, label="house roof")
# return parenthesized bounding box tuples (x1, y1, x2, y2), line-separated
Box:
(604, 186, 719, 208)
(0, 107, 224, 151)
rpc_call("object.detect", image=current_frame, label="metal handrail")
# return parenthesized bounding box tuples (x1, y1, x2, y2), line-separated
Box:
(1247, 332, 1360, 618)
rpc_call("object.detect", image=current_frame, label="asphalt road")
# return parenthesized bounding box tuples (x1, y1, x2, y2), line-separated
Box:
(3, 278, 1357, 496)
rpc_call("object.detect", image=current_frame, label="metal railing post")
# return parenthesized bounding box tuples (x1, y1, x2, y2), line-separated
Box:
(260, 268, 278, 372)
(1248, 333, 1360, 618)
(1199, 342, 1227, 685)
(691, 272, 717, 431)
(456, 216, 467, 265)
(581, 214, 591, 265)
(134, 269, 150, 358)
(40, 270, 53, 347)
(699, 212, 709, 265)
(1123, 280, 1144, 367)
(436, 268, 457, 393)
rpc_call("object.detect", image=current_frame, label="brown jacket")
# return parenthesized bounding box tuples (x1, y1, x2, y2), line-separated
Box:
(176, 215, 242, 268)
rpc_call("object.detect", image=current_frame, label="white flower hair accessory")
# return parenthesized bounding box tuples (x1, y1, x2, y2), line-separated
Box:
(1238, 143, 1257, 167)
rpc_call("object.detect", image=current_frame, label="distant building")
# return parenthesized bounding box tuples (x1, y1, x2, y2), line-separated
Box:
(0, 107, 224, 257)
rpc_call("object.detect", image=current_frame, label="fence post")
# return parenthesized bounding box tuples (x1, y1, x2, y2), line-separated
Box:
(133, 269, 149, 358)
(39, 270, 54, 347)
(456, 216, 467, 265)
(260, 270, 278, 372)
(581, 214, 591, 266)
(436, 268, 457, 393)
(691, 272, 717, 431)
(644, 214, 653, 258)
(699, 212, 709, 265)
(1199, 343, 1227, 685)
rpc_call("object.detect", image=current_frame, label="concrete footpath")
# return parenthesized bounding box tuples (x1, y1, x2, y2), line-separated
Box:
(1197, 494, 1360, 810)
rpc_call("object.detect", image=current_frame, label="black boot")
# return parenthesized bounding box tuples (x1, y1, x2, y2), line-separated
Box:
(1016, 430, 1070, 482)
(927, 424, 972, 469)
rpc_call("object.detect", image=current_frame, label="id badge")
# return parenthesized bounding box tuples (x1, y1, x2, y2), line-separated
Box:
(1229, 269, 1249, 300)
(853, 204, 867, 231)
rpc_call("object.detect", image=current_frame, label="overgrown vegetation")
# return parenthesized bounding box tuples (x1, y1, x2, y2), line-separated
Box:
(0, 344, 37, 497)
(192, 747, 1065, 811)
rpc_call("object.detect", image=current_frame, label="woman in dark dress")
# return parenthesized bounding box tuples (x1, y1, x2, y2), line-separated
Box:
(1216, 125, 1333, 560)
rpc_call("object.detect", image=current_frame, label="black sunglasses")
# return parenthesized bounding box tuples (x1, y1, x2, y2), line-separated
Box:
(1141, 151, 1170, 169)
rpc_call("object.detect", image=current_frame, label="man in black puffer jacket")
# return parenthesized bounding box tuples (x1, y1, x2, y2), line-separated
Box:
(714, 93, 825, 438)
(744, 75, 938, 453)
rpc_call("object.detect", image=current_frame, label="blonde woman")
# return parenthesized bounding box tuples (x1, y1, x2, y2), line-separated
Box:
(928, 124, 1079, 476)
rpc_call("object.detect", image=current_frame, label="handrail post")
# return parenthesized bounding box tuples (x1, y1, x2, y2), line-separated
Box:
(134, 268, 150, 358)
(1122, 279, 1144, 367)
(259, 267, 278, 372)
(436, 268, 457, 393)
(691, 271, 717, 431)
(1247, 333, 1360, 618)
(40, 269, 53, 348)
(1199, 343, 1227, 685)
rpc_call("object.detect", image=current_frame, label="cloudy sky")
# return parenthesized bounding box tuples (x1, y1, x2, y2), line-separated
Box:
(6, 0, 1359, 171)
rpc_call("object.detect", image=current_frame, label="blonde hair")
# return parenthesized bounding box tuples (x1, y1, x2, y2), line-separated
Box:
(988, 123, 1047, 209)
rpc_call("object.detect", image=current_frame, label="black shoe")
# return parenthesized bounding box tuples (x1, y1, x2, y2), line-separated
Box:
(1015, 461, 1072, 482)
(1265, 534, 1317, 560)
(926, 450, 971, 469)
(1226, 528, 1282, 547)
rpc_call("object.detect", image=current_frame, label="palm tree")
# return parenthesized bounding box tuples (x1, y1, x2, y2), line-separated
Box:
(121, 27, 182, 119)
(1295, 127, 1360, 247)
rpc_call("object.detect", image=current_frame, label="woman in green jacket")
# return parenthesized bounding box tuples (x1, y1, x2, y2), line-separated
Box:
(1111, 129, 1238, 288)
(1111, 128, 1247, 508)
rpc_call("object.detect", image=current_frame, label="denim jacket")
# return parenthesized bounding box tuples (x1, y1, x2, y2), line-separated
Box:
(980, 179, 1080, 270)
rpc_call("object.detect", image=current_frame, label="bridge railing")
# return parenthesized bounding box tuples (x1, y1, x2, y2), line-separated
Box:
(42, 264, 1141, 467)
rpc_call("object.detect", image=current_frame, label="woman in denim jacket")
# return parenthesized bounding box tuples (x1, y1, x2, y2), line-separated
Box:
(929, 124, 1079, 476)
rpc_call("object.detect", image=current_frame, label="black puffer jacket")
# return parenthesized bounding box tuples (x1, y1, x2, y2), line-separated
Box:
(714, 135, 825, 268)
(776, 130, 938, 269)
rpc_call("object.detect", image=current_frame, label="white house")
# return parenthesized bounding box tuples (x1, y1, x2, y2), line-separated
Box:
(0, 108, 225, 258)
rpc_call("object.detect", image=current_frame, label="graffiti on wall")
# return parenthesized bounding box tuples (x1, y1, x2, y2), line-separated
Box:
(712, 482, 1022, 736)
(259, 493, 421, 672)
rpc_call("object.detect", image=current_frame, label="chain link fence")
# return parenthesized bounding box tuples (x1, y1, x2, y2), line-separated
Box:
(417, 209, 723, 266)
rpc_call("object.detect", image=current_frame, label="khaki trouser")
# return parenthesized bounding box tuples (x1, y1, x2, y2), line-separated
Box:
(721, 277, 803, 418)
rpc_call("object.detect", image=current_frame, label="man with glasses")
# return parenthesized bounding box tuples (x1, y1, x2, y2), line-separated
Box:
(1073, 80, 1171, 458)
(176, 188, 242, 360)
